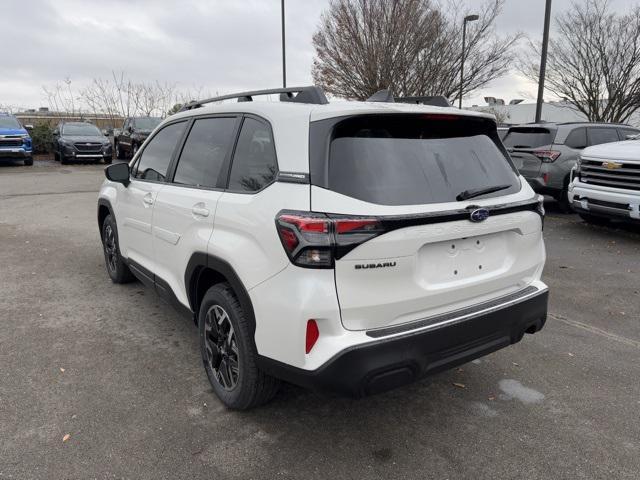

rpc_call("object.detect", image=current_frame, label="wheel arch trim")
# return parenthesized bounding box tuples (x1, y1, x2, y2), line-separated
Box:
(185, 253, 256, 333)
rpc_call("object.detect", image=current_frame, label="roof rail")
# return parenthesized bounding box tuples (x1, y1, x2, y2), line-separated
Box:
(180, 86, 329, 111)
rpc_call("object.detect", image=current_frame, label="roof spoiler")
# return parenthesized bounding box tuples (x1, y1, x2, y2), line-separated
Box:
(366, 89, 452, 108)
(180, 86, 329, 111)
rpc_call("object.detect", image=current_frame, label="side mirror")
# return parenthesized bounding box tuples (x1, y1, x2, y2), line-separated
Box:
(102, 129, 109, 136)
(25, 124, 34, 131)
(53, 129, 59, 136)
(127, 125, 134, 133)
(105, 162, 130, 186)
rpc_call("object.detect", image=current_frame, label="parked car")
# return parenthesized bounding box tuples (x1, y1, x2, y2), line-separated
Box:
(114, 117, 162, 159)
(52, 121, 112, 164)
(0, 112, 33, 165)
(97, 86, 548, 409)
(503, 122, 640, 210)
(569, 140, 640, 224)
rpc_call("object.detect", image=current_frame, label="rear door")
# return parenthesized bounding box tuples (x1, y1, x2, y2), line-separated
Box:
(503, 127, 556, 179)
(151, 115, 239, 306)
(309, 114, 544, 331)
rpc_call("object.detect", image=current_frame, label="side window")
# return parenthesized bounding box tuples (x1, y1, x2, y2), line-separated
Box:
(133, 121, 186, 182)
(228, 118, 278, 192)
(173, 117, 237, 188)
(588, 128, 620, 146)
(620, 128, 640, 139)
(123, 119, 129, 131)
(564, 127, 587, 149)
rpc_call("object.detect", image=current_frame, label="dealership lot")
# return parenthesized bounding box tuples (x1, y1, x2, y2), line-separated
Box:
(1, 162, 639, 479)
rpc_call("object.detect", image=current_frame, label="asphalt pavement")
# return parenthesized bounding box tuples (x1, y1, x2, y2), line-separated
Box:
(1, 160, 639, 479)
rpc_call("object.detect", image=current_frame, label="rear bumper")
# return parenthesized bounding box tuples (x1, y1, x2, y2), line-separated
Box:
(258, 287, 548, 397)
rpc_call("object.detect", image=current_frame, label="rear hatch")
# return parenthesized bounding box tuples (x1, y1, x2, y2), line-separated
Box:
(503, 127, 557, 179)
(309, 113, 544, 331)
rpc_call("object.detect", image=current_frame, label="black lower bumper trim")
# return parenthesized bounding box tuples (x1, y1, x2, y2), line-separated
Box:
(258, 290, 548, 397)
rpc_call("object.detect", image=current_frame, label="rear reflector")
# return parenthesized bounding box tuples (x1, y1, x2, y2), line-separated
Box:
(305, 320, 320, 354)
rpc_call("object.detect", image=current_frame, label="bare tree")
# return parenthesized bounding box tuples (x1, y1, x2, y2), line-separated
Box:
(42, 78, 82, 117)
(312, 0, 520, 102)
(520, 0, 640, 123)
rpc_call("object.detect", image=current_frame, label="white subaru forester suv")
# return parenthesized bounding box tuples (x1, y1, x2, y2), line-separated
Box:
(97, 86, 548, 409)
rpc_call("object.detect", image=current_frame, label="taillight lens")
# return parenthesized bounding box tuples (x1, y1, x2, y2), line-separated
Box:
(275, 211, 383, 268)
(533, 150, 561, 162)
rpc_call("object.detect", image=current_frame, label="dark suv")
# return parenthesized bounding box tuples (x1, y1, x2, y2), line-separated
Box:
(503, 122, 639, 210)
(114, 117, 162, 159)
(53, 121, 112, 164)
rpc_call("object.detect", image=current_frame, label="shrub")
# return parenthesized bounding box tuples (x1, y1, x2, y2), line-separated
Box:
(30, 123, 54, 154)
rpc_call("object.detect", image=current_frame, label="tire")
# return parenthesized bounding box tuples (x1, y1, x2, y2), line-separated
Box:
(60, 155, 69, 165)
(579, 213, 610, 226)
(101, 214, 135, 284)
(103, 156, 112, 165)
(556, 188, 572, 213)
(199, 283, 280, 409)
(24, 157, 33, 166)
(115, 142, 124, 160)
(53, 151, 60, 162)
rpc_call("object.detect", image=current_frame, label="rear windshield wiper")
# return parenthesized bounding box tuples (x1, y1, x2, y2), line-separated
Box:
(456, 184, 512, 201)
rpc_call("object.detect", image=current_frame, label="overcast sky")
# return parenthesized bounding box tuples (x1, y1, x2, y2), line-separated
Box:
(1, 0, 634, 110)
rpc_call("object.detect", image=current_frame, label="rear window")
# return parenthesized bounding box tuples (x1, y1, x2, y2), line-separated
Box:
(503, 127, 555, 149)
(312, 114, 520, 206)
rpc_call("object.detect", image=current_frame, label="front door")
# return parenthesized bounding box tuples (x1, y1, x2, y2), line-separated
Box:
(118, 120, 188, 271)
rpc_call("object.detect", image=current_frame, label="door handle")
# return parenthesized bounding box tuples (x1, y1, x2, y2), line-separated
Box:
(192, 204, 210, 218)
(143, 193, 154, 206)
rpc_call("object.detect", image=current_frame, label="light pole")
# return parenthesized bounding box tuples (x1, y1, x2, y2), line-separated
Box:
(459, 14, 479, 109)
(535, 0, 552, 123)
(281, 0, 286, 88)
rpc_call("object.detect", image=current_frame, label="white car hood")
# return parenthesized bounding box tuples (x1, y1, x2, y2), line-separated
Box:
(582, 140, 640, 162)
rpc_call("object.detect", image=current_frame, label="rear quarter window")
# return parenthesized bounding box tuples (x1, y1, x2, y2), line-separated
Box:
(310, 114, 521, 206)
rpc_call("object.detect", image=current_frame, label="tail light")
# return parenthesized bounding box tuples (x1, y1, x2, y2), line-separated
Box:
(533, 150, 561, 162)
(276, 211, 383, 268)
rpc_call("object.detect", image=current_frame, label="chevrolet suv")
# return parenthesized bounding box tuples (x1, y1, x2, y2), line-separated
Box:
(0, 112, 33, 165)
(97, 86, 548, 409)
(503, 122, 639, 211)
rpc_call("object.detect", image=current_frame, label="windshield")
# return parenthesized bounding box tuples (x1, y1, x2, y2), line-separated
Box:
(317, 114, 520, 206)
(0, 116, 22, 129)
(133, 117, 162, 130)
(503, 127, 555, 149)
(62, 123, 102, 136)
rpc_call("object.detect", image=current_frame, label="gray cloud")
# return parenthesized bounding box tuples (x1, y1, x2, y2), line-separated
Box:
(0, 0, 634, 109)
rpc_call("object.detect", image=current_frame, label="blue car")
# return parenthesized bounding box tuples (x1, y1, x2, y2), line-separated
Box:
(0, 112, 33, 165)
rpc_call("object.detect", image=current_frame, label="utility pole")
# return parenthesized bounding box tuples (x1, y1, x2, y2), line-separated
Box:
(535, 0, 552, 123)
(459, 14, 479, 109)
(281, 0, 286, 88)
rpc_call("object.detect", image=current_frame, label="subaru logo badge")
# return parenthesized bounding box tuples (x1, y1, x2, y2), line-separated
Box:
(470, 208, 490, 222)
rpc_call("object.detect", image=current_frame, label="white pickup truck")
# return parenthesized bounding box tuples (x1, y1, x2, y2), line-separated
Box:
(569, 140, 640, 224)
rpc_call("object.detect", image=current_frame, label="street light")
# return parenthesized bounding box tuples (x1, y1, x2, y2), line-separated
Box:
(535, 0, 552, 123)
(281, 0, 286, 88)
(459, 14, 479, 109)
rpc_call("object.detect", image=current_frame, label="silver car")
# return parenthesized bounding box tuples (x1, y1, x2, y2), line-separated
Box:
(503, 122, 639, 210)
